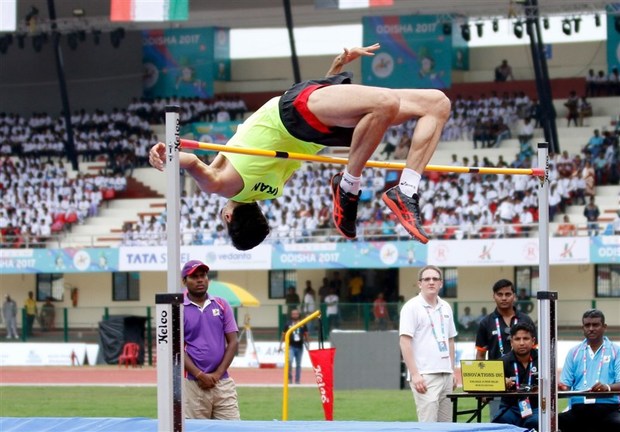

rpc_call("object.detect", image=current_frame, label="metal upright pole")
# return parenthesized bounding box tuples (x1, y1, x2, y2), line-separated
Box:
(156, 106, 184, 432)
(537, 142, 558, 432)
(47, 0, 78, 170)
(283, 0, 301, 83)
(166, 106, 182, 293)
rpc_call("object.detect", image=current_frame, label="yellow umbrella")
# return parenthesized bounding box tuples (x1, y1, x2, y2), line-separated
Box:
(208, 281, 260, 307)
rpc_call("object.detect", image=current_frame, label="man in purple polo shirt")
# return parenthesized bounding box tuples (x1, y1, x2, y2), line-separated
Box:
(182, 259, 240, 420)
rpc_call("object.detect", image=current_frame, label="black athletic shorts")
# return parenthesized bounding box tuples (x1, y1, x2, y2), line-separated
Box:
(278, 72, 354, 147)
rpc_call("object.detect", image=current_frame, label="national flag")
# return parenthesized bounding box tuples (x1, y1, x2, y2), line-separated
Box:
(315, 0, 393, 10)
(339, 0, 393, 9)
(110, 0, 189, 22)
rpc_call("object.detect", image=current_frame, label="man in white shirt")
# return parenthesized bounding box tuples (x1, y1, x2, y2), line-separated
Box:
(399, 265, 457, 422)
(324, 288, 340, 333)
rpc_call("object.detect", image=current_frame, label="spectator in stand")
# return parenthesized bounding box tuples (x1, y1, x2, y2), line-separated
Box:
(583, 129, 605, 159)
(585, 69, 597, 97)
(528, 98, 542, 128)
(517, 117, 534, 159)
(492, 118, 511, 148)
(578, 96, 593, 127)
(564, 91, 580, 127)
(548, 183, 563, 222)
(473, 117, 491, 149)
(593, 70, 608, 96)
(494, 60, 514, 82)
(605, 135, 619, 185)
(556, 214, 577, 237)
(582, 160, 596, 197)
(583, 196, 601, 236)
(593, 151, 607, 185)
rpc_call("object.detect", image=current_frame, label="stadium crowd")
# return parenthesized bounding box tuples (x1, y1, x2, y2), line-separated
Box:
(127, 95, 248, 125)
(0, 156, 124, 248)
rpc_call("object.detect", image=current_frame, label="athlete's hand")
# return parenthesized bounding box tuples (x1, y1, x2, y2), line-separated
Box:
(149, 142, 166, 171)
(338, 43, 380, 65)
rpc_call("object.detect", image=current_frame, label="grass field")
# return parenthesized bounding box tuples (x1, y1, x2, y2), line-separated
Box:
(0, 387, 440, 421)
(0, 386, 569, 422)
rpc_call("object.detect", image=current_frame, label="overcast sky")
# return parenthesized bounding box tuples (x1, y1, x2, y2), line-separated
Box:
(231, 15, 607, 58)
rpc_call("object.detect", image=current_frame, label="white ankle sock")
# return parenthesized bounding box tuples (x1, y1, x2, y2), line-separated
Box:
(398, 168, 421, 197)
(340, 169, 361, 195)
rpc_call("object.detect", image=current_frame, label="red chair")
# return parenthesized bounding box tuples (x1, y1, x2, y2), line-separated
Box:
(118, 342, 140, 368)
(102, 188, 115, 200)
(65, 212, 78, 224)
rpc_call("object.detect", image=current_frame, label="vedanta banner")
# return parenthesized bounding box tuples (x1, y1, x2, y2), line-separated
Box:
(309, 347, 336, 420)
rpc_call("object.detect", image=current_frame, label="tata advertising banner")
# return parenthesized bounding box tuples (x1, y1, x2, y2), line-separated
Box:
(118, 245, 271, 271)
(427, 237, 591, 267)
(362, 15, 452, 89)
(142, 27, 230, 99)
(0, 248, 118, 274)
(590, 236, 620, 263)
(271, 240, 426, 270)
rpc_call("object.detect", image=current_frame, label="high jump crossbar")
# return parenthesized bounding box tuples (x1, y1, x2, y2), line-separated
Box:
(180, 139, 545, 177)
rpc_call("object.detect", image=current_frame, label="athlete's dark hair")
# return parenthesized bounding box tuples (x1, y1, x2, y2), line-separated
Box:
(227, 202, 270, 251)
(492, 278, 515, 294)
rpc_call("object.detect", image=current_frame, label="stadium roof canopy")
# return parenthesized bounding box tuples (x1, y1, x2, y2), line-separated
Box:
(12, 0, 616, 34)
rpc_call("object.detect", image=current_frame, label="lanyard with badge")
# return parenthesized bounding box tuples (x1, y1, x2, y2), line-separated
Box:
(292, 326, 302, 342)
(425, 305, 449, 358)
(581, 342, 606, 404)
(495, 317, 517, 356)
(513, 358, 534, 418)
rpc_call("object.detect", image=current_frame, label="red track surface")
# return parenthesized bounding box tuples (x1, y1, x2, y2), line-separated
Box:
(0, 366, 316, 386)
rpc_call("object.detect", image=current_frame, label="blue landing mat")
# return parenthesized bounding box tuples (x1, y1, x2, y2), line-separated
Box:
(0, 418, 527, 432)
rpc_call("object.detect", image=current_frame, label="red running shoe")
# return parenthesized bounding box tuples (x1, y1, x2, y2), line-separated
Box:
(330, 172, 359, 239)
(382, 186, 429, 244)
